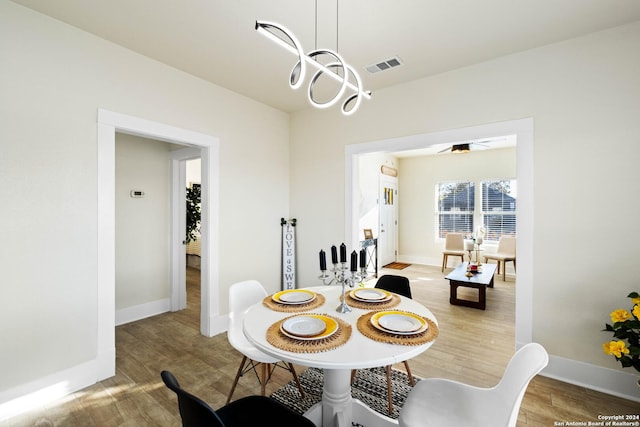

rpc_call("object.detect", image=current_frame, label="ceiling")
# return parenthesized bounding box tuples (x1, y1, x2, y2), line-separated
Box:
(11, 0, 640, 115)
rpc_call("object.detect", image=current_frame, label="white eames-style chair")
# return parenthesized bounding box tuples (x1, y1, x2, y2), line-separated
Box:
(398, 343, 548, 427)
(226, 280, 304, 404)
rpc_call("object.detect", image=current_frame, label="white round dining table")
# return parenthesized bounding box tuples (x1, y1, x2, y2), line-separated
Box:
(242, 285, 438, 427)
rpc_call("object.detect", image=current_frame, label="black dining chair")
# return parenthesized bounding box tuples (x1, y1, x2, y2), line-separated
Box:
(161, 370, 315, 427)
(375, 274, 412, 299)
(352, 274, 416, 415)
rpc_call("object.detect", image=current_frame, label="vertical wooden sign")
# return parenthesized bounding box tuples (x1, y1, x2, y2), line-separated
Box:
(281, 218, 296, 290)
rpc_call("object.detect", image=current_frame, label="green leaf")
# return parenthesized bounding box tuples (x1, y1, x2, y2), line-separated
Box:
(628, 292, 639, 298)
(613, 330, 629, 339)
(620, 356, 634, 368)
(626, 320, 640, 329)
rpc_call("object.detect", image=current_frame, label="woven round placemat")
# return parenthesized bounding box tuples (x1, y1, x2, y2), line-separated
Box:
(266, 313, 352, 353)
(342, 292, 401, 310)
(262, 293, 326, 312)
(357, 311, 439, 345)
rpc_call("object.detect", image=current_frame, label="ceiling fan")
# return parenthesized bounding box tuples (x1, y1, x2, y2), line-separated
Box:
(438, 140, 492, 154)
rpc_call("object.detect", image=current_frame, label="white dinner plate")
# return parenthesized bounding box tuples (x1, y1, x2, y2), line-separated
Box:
(350, 288, 392, 302)
(281, 315, 326, 337)
(371, 311, 428, 335)
(272, 289, 316, 304)
(280, 315, 339, 340)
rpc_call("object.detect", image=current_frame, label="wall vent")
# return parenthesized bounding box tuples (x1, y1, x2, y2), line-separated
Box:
(366, 56, 403, 74)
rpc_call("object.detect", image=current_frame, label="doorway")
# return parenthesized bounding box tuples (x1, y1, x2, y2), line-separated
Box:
(96, 109, 220, 382)
(170, 148, 202, 313)
(345, 118, 534, 349)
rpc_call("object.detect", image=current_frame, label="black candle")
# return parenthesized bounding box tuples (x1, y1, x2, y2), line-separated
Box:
(331, 245, 338, 264)
(340, 243, 347, 263)
(360, 249, 366, 268)
(350, 250, 357, 272)
(319, 249, 327, 271)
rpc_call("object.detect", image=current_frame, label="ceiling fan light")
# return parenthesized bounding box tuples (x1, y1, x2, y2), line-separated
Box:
(452, 143, 470, 153)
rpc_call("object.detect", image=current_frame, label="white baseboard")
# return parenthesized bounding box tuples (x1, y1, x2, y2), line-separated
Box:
(0, 359, 100, 422)
(115, 298, 170, 326)
(541, 352, 640, 403)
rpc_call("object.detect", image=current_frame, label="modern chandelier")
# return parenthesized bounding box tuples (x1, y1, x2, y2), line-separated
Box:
(255, 14, 371, 115)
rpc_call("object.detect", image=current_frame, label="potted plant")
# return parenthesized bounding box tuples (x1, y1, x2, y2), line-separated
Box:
(602, 292, 640, 382)
(185, 184, 201, 244)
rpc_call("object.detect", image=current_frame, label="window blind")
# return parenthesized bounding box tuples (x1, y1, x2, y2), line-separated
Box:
(437, 181, 474, 238)
(481, 179, 517, 241)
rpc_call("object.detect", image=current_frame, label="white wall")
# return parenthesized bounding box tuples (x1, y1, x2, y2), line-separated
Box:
(398, 147, 516, 267)
(290, 21, 640, 399)
(0, 0, 290, 416)
(115, 134, 171, 315)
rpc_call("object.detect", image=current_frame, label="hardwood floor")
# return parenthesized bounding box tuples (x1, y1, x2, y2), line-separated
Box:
(5, 265, 638, 426)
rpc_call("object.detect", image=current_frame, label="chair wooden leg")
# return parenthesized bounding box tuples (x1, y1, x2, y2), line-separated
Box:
(402, 361, 415, 386)
(350, 369, 356, 384)
(226, 355, 248, 405)
(502, 261, 506, 281)
(260, 363, 268, 396)
(385, 365, 393, 415)
(287, 363, 305, 398)
(442, 254, 447, 272)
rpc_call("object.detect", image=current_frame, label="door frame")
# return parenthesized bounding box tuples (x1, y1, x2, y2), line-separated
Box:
(378, 175, 398, 266)
(97, 109, 220, 381)
(345, 118, 533, 349)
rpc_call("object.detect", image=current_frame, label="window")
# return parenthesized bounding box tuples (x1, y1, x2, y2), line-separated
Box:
(437, 181, 474, 238)
(481, 179, 516, 241)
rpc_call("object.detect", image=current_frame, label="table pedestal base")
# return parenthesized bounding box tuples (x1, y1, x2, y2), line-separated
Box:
(304, 369, 399, 427)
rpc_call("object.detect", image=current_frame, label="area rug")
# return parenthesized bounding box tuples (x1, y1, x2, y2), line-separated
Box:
(382, 262, 411, 270)
(270, 366, 418, 420)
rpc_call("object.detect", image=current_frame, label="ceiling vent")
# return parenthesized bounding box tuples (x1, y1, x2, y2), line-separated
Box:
(366, 56, 403, 74)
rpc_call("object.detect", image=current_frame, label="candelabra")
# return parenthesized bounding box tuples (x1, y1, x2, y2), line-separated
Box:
(319, 263, 366, 313)
(318, 244, 367, 313)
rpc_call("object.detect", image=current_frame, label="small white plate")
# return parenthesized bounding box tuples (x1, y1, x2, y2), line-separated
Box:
(378, 314, 422, 332)
(351, 288, 391, 302)
(272, 289, 316, 305)
(281, 316, 327, 337)
(371, 311, 428, 335)
(280, 315, 339, 341)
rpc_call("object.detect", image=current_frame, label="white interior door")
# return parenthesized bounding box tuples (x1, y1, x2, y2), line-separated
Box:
(378, 176, 398, 266)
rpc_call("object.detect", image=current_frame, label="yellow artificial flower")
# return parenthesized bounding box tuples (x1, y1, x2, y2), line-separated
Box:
(633, 304, 640, 320)
(603, 341, 630, 358)
(610, 309, 632, 323)
(632, 296, 640, 305)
